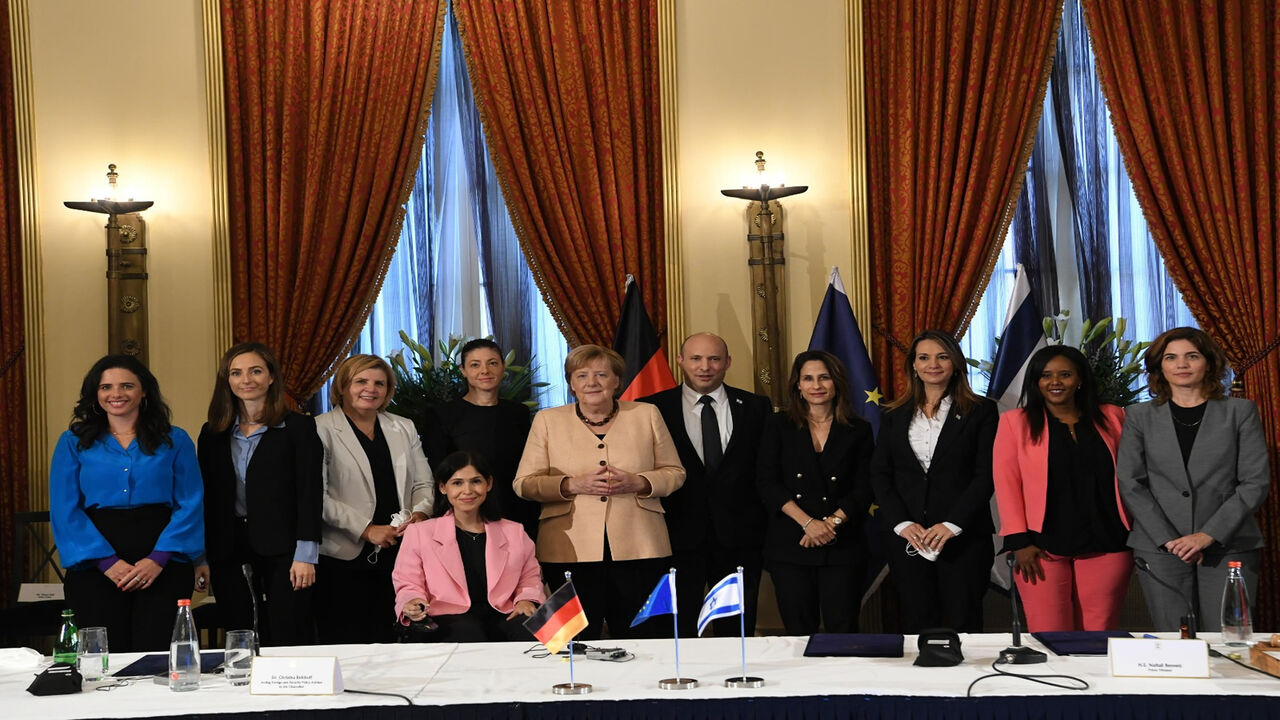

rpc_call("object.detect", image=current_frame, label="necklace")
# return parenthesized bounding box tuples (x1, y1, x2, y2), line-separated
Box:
(110, 430, 136, 437)
(457, 526, 485, 542)
(576, 400, 619, 427)
(1172, 415, 1202, 428)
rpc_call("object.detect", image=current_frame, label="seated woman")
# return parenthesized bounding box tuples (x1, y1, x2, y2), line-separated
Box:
(393, 451, 544, 642)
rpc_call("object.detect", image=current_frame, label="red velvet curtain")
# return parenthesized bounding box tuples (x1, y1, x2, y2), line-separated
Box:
(1083, 0, 1280, 625)
(0, 0, 28, 600)
(221, 0, 445, 400)
(864, 0, 1063, 394)
(452, 0, 665, 348)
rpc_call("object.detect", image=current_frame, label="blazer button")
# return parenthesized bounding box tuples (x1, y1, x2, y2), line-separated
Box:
(598, 443, 605, 449)
(600, 496, 608, 502)
(599, 460, 607, 466)
(822, 496, 828, 501)
(1182, 491, 1190, 497)
(830, 476, 837, 481)
(795, 493, 802, 499)
(795, 473, 803, 478)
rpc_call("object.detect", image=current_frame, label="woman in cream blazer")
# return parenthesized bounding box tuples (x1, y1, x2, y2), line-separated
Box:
(314, 354, 433, 643)
(515, 345, 684, 640)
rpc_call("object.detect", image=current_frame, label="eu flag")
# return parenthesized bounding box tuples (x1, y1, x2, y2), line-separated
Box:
(808, 267, 882, 436)
(630, 571, 677, 627)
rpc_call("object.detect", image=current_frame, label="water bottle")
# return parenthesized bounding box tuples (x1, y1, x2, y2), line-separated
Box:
(1220, 560, 1252, 646)
(53, 608, 78, 665)
(169, 598, 200, 691)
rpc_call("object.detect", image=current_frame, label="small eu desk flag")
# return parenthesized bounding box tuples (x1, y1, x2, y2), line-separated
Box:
(631, 571, 677, 627)
(523, 580, 588, 654)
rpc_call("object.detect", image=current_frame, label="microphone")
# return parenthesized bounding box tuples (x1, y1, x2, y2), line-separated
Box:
(241, 562, 262, 655)
(1000, 552, 1047, 664)
(1134, 556, 1196, 639)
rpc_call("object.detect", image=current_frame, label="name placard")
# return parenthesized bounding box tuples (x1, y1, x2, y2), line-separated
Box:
(17, 583, 64, 602)
(1108, 637, 1209, 678)
(249, 656, 344, 695)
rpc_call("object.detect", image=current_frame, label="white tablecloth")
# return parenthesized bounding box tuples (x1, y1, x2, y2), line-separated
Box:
(5, 633, 1278, 719)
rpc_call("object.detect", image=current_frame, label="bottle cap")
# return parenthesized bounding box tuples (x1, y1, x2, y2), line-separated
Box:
(1228, 561, 1243, 568)
(177, 599, 191, 607)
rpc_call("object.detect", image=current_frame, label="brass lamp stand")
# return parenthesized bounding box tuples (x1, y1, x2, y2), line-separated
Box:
(65, 164, 155, 364)
(721, 152, 808, 408)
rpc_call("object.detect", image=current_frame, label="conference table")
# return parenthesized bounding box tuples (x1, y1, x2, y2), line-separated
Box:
(6, 633, 1279, 719)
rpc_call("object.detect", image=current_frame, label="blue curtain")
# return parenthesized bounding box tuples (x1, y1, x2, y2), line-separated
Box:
(963, 0, 1195, 392)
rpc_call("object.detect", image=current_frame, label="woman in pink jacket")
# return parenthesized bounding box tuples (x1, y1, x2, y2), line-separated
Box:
(392, 451, 545, 642)
(993, 345, 1130, 632)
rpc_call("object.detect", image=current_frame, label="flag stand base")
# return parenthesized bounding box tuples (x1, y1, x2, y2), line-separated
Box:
(724, 675, 765, 688)
(552, 682, 592, 695)
(659, 677, 698, 690)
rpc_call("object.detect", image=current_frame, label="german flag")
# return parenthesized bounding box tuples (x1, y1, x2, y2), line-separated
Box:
(612, 275, 676, 401)
(523, 580, 588, 654)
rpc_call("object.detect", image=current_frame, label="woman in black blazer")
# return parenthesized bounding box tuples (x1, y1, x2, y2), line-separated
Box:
(197, 343, 323, 646)
(870, 330, 997, 632)
(757, 350, 875, 635)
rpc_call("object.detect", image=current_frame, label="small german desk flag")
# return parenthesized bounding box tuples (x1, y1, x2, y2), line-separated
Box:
(523, 580, 588, 654)
(612, 275, 676, 400)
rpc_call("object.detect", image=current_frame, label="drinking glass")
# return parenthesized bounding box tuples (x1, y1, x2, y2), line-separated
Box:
(224, 630, 255, 686)
(78, 627, 109, 681)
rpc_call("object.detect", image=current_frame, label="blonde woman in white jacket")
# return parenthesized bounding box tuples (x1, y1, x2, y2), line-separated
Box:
(314, 354, 433, 643)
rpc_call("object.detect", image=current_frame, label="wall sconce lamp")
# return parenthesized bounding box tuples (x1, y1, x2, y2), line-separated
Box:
(65, 164, 154, 364)
(721, 151, 808, 407)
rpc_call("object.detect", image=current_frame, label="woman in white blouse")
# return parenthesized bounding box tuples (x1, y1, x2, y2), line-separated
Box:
(869, 330, 998, 632)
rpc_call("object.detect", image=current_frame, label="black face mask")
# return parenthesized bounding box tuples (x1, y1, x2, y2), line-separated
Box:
(26, 662, 82, 696)
(914, 628, 964, 667)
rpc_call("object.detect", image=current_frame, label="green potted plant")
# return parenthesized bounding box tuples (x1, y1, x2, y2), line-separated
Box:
(969, 311, 1150, 406)
(386, 331, 547, 439)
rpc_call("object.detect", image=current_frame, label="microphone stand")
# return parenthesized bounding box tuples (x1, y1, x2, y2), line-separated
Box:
(1134, 556, 1196, 639)
(241, 563, 262, 655)
(1001, 553, 1047, 664)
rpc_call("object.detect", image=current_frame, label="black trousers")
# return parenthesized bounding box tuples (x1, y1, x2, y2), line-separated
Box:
(209, 519, 313, 646)
(885, 531, 993, 633)
(314, 548, 397, 644)
(669, 544, 763, 637)
(542, 542, 670, 641)
(429, 610, 533, 643)
(65, 562, 194, 653)
(767, 559, 864, 636)
(65, 504, 194, 652)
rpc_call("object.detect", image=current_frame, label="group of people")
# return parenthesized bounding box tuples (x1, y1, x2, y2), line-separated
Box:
(48, 326, 1268, 651)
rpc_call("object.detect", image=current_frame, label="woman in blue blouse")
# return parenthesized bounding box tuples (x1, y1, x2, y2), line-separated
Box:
(49, 355, 204, 652)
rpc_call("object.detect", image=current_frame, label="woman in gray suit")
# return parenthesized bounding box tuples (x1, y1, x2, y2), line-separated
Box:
(314, 354, 434, 643)
(1116, 327, 1270, 632)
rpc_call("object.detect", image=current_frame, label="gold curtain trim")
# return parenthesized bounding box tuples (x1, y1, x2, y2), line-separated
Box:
(8, 0, 47, 508)
(956, 0, 1065, 336)
(658, 0, 682, 370)
(845, 0, 871, 325)
(452, 4, 581, 348)
(301, 0, 450, 397)
(203, 0, 232, 354)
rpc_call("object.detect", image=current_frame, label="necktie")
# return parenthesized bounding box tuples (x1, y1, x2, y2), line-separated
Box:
(698, 395, 723, 472)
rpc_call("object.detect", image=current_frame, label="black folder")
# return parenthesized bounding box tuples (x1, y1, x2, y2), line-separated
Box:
(803, 633, 905, 658)
(1031, 630, 1132, 656)
(113, 651, 225, 677)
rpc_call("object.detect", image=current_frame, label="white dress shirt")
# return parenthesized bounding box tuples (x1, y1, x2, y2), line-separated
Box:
(681, 382, 733, 465)
(894, 396, 962, 537)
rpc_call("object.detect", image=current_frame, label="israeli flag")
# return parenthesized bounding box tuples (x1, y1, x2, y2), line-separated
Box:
(696, 572, 743, 636)
(987, 264, 1048, 413)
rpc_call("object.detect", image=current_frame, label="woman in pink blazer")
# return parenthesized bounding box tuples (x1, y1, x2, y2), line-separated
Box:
(993, 346, 1130, 632)
(393, 451, 545, 642)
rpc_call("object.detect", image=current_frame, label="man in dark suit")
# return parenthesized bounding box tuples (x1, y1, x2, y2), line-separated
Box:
(641, 333, 772, 636)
